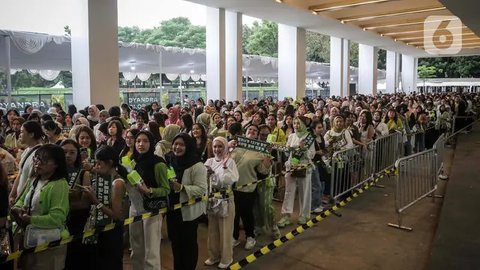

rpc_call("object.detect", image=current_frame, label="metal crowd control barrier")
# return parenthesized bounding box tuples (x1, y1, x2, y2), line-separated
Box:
(374, 132, 402, 173)
(434, 134, 447, 178)
(388, 148, 438, 231)
(330, 145, 364, 201)
(330, 132, 402, 201)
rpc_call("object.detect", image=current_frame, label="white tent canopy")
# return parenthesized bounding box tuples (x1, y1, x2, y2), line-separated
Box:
(0, 29, 386, 82)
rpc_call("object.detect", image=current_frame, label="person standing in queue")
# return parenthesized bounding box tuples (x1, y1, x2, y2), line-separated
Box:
(166, 133, 208, 270)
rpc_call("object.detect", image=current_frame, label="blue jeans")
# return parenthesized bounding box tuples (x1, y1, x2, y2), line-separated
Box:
(311, 164, 324, 209)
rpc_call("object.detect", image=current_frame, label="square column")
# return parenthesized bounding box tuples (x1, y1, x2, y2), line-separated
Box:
(386, 51, 400, 94)
(278, 24, 306, 100)
(358, 44, 378, 95)
(225, 11, 242, 102)
(401, 55, 418, 93)
(330, 37, 350, 97)
(71, 0, 119, 109)
(206, 7, 226, 101)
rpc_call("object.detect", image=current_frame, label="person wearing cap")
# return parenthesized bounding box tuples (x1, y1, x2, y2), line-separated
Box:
(277, 116, 315, 227)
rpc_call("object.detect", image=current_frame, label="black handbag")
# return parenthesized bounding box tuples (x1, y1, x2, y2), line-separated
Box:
(143, 196, 169, 211)
(291, 167, 307, 177)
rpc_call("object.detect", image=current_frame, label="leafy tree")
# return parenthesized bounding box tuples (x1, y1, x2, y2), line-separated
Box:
(118, 17, 206, 48)
(244, 20, 278, 57)
(306, 32, 330, 63)
(418, 65, 439, 90)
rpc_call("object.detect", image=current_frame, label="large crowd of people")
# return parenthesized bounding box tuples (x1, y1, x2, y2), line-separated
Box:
(0, 91, 478, 270)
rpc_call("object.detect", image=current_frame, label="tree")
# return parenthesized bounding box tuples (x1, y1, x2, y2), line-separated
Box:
(306, 32, 330, 63)
(418, 65, 439, 91)
(244, 20, 278, 57)
(118, 17, 206, 48)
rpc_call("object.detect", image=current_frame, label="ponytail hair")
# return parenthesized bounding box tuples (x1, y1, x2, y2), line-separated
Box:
(95, 145, 128, 180)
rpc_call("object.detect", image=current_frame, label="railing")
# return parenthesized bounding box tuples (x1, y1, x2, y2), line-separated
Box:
(388, 148, 439, 231)
(330, 132, 401, 201)
(388, 117, 478, 231)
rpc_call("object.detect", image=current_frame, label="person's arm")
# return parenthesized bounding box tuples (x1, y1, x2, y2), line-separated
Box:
(344, 130, 354, 149)
(366, 125, 375, 142)
(30, 180, 70, 228)
(8, 173, 20, 205)
(277, 128, 287, 145)
(150, 162, 171, 197)
(182, 163, 208, 199)
(70, 170, 92, 209)
(219, 159, 239, 186)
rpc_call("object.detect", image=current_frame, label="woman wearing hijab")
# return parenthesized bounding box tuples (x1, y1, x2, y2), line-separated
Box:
(277, 116, 316, 227)
(166, 106, 181, 125)
(196, 112, 211, 134)
(155, 124, 180, 158)
(204, 137, 239, 269)
(127, 130, 170, 270)
(86, 105, 100, 129)
(166, 133, 208, 270)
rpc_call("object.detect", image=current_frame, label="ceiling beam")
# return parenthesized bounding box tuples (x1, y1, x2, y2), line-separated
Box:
(408, 37, 480, 45)
(309, 0, 389, 13)
(393, 32, 476, 41)
(339, 6, 446, 23)
(360, 17, 460, 30)
(380, 25, 469, 36)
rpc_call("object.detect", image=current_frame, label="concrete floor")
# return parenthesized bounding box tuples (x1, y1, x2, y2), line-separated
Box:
(122, 132, 467, 270)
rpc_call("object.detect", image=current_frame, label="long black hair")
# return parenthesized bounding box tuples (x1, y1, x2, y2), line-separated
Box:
(60, 139, 82, 168)
(95, 145, 128, 180)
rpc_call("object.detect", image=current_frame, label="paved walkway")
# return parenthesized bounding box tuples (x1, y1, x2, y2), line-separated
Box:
(427, 126, 480, 270)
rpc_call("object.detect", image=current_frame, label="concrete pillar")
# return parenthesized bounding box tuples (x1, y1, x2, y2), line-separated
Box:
(358, 44, 378, 95)
(386, 51, 400, 94)
(1, 36, 12, 93)
(225, 11, 242, 102)
(206, 7, 226, 101)
(278, 24, 306, 100)
(71, 0, 119, 109)
(329, 37, 350, 97)
(401, 55, 418, 93)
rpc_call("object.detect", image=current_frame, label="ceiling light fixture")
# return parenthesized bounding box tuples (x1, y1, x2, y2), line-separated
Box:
(310, 0, 389, 13)
(395, 32, 476, 41)
(275, 0, 283, 3)
(380, 25, 467, 36)
(361, 17, 460, 30)
(340, 6, 446, 23)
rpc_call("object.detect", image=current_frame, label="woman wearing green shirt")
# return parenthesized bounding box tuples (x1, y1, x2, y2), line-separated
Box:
(11, 144, 70, 270)
(128, 130, 170, 270)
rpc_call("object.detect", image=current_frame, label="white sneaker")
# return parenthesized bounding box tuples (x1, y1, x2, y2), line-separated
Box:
(218, 259, 233, 269)
(312, 207, 324, 214)
(232, 238, 241, 247)
(439, 174, 449, 180)
(244, 237, 256, 250)
(204, 258, 220, 266)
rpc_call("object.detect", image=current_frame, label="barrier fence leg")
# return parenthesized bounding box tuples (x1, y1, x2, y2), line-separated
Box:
(387, 212, 413, 231)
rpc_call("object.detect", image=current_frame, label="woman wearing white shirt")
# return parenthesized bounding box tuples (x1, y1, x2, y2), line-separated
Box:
(204, 137, 239, 269)
(8, 121, 43, 205)
(277, 116, 315, 227)
(372, 111, 389, 137)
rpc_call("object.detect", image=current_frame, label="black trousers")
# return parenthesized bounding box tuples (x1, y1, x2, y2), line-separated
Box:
(233, 190, 256, 240)
(166, 210, 199, 270)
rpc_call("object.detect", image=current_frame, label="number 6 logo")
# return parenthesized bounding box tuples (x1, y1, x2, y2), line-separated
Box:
(424, 16, 462, 55)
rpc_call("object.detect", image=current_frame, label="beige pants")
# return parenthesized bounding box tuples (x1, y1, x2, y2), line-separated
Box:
(20, 245, 67, 270)
(207, 196, 235, 265)
(129, 208, 163, 270)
